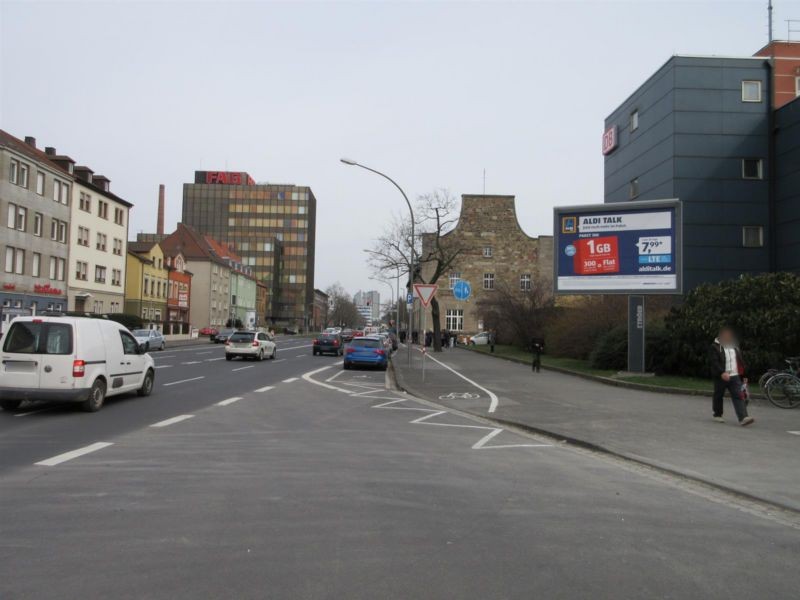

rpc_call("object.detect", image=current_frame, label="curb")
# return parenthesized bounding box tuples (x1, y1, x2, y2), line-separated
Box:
(389, 358, 798, 518)
(460, 346, 767, 401)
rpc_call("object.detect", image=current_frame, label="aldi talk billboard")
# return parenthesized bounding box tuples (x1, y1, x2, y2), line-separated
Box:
(553, 199, 683, 295)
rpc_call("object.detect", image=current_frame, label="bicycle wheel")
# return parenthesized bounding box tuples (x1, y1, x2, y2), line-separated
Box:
(765, 373, 800, 409)
(758, 369, 780, 390)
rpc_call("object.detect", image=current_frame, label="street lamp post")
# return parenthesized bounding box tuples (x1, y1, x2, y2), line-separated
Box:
(341, 158, 415, 366)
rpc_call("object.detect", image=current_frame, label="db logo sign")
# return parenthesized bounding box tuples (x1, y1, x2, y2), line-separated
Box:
(602, 126, 618, 155)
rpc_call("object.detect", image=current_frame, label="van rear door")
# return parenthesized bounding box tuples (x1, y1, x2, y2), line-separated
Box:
(1, 320, 44, 390)
(38, 321, 80, 391)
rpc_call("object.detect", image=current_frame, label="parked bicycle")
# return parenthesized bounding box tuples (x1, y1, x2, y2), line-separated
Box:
(762, 357, 800, 409)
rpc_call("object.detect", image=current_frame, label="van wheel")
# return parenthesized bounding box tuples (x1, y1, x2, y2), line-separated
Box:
(257, 349, 264, 361)
(0, 400, 22, 412)
(81, 379, 106, 412)
(225, 355, 233, 361)
(137, 369, 155, 397)
(271, 347, 277, 360)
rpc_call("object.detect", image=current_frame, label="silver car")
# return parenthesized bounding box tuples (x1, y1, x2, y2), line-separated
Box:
(131, 328, 166, 351)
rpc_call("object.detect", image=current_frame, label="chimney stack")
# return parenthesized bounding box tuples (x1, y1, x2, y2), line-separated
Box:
(157, 184, 165, 235)
(44, 147, 56, 156)
(24, 136, 36, 148)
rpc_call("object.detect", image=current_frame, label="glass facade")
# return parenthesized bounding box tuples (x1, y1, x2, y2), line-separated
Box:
(182, 176, 316, 325)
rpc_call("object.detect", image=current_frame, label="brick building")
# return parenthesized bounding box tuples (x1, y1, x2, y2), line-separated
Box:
(418, 194, 553, 334)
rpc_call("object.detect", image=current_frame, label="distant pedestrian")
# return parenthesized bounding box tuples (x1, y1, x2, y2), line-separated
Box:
(399, 330, 406, 344)
(709, 326, 754, 426)
(425, 330, 433, 348)
(442, 330, 450, 350)
(531, 337, 544, 373)
(490, 330, 496, 353)
(449, 334, 455, 349)
(412, 330, 419, 345)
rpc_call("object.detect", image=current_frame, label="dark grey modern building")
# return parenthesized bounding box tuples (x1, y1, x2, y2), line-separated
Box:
(775, 97, 800, 273)
(604, 55, 773, 290)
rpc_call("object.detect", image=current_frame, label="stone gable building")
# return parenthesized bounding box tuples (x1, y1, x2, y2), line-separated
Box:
(418, 194, 553, 334)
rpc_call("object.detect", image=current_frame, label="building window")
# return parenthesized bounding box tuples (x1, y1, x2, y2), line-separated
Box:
(76, 261, 88, 281)
(482, 246, 493, 258)
(79, 192, 91, 212)
(33, 213, 43, 236)
(7, 203, 26, 231)
(630, 109, 639, 132)
(742, 226, 764, 248)
(113, 238, 123, 255)
(36, 172, 45, 195)
(51, 219, 67, 243)
(629, 178, 639, 199)
(5, 247, 25, 274)
(483, 273, 495, 290)
(114, 207, 124, 226)
(94, 265, 106, 283)
(98, 199, 108, 219)
(111, 269, 121, 286)
(77, 226, 90, 246)
(32, 252, 41, 277)
(448, 272, 461, 289)
(742, 158, 763, 180)
(741, 80, 762, 103)
(96, 232, 107, 251)
(9, 159, 19, 185)
(49, 257, 65, 281)
(520, 274, 532, 292)
(9, 160, 29, 188)
(445, 309, 464, 331)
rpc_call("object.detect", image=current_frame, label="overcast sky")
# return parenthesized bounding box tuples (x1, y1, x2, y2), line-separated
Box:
(1, 0, 795, 297)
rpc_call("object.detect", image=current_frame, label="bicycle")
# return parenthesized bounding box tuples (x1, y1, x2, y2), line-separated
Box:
(763, 357, 800, 409)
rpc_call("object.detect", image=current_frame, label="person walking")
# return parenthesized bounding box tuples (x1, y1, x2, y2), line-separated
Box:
(709, 326, 754, 426)
(490, 330, 496, 353)
(531, 337, 543, 373)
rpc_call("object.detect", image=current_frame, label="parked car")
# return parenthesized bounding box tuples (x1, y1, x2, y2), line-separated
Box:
(213, 328, 236, 344)
(131, 328, 166, 351)
(341, 329, 355, 342)
(199, 326, 219, 338)
(343, 336, 389, 371)
(313, 334, 343, 356)
(0, 316, 155, 412)
(283, 327, 299, 335)
(224, 331, 277, 361)
(469, 332, 490, 346)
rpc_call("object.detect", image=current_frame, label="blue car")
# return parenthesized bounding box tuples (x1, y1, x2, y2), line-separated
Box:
(343, 337, 388, 371)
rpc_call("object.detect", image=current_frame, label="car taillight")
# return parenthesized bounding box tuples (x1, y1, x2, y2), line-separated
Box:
(252, 341, 259, 347)
(313, 339, 319, 345)
(333, 339, 339, 346)
(346, 347, 356, 353)
(376, 349, 386, 356)
(73, 359, 86, 377)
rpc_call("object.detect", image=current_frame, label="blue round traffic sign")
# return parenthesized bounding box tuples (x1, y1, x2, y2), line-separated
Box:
(453, 280, 472, 301)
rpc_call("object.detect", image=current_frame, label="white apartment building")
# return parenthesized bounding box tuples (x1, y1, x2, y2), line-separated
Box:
(67, 167, 131, 314)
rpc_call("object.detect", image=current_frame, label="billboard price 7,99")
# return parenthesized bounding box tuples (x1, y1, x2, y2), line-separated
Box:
(553, 199, 682, 295)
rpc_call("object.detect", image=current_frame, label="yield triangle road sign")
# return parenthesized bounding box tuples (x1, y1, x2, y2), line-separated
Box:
(413, 284, 438, 307)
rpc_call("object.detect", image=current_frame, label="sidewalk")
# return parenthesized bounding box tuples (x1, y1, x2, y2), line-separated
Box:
(392, 345, 800, 512)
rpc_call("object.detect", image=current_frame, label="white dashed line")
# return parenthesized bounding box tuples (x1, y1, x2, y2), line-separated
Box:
(216, 397, 243, 406)
(163, 376, 205, 387)
(283, 377, 299, 383)
(254, 385, 275, 393)
(195, 351, 213, 355)
(14, 407, 54, 417)
(155, 365, 173, 369)
(232, 365, 254, 372)
(35, 442, 114, 467)
(150, 414, 194, 428)
(205, 357, 225, 362)
(789, 431, 800, 436)
(158, 354, 176, 358)
(182, 361, 202, 365)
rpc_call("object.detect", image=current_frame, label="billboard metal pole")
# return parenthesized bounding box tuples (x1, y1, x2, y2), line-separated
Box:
(627, 295, 646, 373)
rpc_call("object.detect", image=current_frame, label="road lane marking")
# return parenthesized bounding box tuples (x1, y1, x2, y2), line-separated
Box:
(272, 359, 286, 364)
(195, 351, 213, 355)
(35, 442, 114, 466)
(182, 361, 202, 365)
(326, 370, 345, 382)
(232, 365, 254, 372)
(158, 354, 176, 358)
(216, 397, 243, 406)
(154, 365, 173, 369)
(163, 376, 205, 387)
(14, 407, 55, 417)
(301, 365, 351, 393)
(471, 428, 552, 450)
(789, 431, 800, 436)
(255, 385, 275, 393)
(150, 414, 194, 428)
(279, 344, 313, 351)
(421, 351, 500, 413)
(205, 357, 225, 362)
(282, 377, 298, 383)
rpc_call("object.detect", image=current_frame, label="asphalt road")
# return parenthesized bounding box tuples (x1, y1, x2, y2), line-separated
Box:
(1, 343, 799, 599)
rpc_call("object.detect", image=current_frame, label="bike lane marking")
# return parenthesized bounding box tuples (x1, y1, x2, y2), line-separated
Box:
(420, 350, 500, 413)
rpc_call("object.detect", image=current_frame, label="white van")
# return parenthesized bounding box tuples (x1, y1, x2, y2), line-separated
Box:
(0, 316, 155, 412)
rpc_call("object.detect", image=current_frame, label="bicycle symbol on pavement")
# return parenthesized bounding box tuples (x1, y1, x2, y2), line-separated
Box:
(438, 392, 481, 400)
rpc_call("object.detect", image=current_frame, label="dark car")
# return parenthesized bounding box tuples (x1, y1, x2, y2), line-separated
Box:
(213, 328, 236, 344)
(341, 329, 355, 342)
(313, 334, 343, 356)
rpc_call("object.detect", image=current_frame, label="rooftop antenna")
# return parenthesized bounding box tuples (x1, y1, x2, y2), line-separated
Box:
(482, 169, 486, 194)
(769, 0, 773, 43)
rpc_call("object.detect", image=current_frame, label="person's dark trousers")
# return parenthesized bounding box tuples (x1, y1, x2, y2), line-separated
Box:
(712, 375, 748, 422)
(532, 352, 541, 373)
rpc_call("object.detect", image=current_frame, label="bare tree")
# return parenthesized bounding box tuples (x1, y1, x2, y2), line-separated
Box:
(325, 283, 364, 328)
(367, 189, 464, 352)
(476, 280, 555, 348)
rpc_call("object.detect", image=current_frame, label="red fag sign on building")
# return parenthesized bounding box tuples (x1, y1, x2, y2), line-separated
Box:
(413, 284, 438, 307)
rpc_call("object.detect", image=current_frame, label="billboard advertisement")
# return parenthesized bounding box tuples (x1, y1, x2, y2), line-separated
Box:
(553, 199, 682, 295)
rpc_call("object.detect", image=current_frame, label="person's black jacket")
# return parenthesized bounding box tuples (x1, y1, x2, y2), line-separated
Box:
(709, 339, 746, 379)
